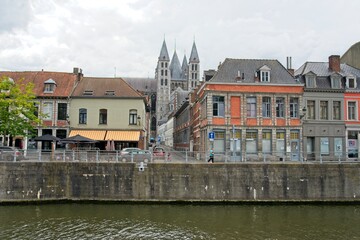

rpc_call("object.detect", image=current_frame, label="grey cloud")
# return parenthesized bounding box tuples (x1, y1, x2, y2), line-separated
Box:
(0, 0, 32, 32)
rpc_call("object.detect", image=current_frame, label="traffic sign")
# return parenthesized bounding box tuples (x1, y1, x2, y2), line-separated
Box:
(208, 132, 214, 141)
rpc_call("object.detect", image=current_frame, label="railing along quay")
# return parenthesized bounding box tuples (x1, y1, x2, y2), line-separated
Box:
(1, 149, 359, 164)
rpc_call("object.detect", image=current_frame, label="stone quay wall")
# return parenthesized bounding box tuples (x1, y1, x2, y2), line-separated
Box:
(1, 162, 360, 203)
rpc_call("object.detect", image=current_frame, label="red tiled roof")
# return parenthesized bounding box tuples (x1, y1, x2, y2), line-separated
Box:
(0, 71, 78, 97)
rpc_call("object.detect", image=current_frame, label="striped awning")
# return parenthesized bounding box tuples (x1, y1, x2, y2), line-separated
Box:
(69, 130, 106, 140)
(105, 131, 140, 141)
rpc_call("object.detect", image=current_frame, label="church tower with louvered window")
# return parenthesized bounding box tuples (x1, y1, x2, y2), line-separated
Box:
(155, 39, 200, 128)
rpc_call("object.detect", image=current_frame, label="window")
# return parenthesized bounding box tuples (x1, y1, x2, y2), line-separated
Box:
(247, 97, 257, 117)
(320, 137, 329, 155)
(305, 75, 316, 88)
(348, 102, 356, 120)
(290, 97, 299, 118)
(34, 102, 39, 117)
(262, 97, 271, 118)
(99, 109, 107, 124)
(333, 101, 341, 120)
(213, 96, 225, 117)
(44, 84, 55, 93)
(214, 130, 225, 153)
(129, 109, 137, 125)
(276, 97, 285, 117)
(348, 131, 358, 158)
(43, 102, 53, 120)
(261, 71, 270, 82)
(57, 103, 67, 120)
(195, 73, 197, 79)
(307, 100, 315, 119)
(276, 131, 285, 157)
(161, 62, 164, 68)
(320, 101, 328, 120)
(347, 77, 356, 89)
(246, 130, 258, 154)
(165, 79, 168, 86)
(161, 70, 164, 76)
(165, 70, 167, 76)
(262, 130, 272, 154)
(161, 79, 163, 86)
(151, 117, 156, 131)
(331, 76, 341, 89)
(79, 108, 87, 124)
(165, 62, 168, 67)
(44, 79, 56, 93)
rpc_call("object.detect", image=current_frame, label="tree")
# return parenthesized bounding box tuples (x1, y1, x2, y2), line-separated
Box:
(0, 76, 41, 145)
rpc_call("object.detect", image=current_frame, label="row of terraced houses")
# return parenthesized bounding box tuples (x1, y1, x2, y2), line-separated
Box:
(1, 41, 360, 161)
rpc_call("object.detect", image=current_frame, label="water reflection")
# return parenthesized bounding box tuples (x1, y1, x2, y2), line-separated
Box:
(0, 204, 360, 239)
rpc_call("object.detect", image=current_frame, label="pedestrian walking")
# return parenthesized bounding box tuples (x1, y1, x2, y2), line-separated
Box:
(167, 152, 171, 161)
(208, 149, 214, 163)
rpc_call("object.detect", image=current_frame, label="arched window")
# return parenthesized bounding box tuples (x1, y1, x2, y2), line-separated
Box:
(151, 117, 156, 131)
(99, 109, 107, 124)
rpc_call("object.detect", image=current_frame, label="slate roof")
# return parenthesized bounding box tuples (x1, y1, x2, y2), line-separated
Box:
(158, 40, 170, 61)
(189, 42, 200, 63)
(295, 62, 360, 90)
(171, 87, 190, 111)
(0, 71, 78, 97)
(210, 58, 296, 84)
(181, 55, 188, 79)
(72, 77, 144, 98)
(169, 50, 183, 80)
(295, 62, 360, 77)
(123, 77, 156, 93)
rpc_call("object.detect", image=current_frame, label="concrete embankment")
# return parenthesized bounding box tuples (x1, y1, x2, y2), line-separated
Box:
(1, 162, 360, 203)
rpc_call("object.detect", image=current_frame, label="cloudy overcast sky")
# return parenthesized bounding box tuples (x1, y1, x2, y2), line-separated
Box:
(1, 0, 360, 78)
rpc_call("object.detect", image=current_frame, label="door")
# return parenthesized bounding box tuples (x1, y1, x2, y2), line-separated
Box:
(290, 140, 299, 161)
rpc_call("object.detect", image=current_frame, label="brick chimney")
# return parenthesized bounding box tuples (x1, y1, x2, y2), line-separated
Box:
(329, 55, 340, 72)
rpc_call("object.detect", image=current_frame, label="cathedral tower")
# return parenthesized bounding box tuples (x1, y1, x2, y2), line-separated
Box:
(155, 40, 171, 126)
(188, 41, 200, 90)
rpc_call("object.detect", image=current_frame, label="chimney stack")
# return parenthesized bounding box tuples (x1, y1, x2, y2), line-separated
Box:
(286, 56, 294, 76)
(329, 55, 340, 72)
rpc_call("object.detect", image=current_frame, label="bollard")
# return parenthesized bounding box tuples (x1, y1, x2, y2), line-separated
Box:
(185, 150, 188, 162)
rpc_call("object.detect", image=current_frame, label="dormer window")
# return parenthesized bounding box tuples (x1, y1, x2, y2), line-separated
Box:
(44, 79, 56, 93)
(83, 90, 94, 96)
(305, 72, 316, 88)
(346, 76, 356, 89)
(330, 74, 341, 89)
(259, 65, 271, 82)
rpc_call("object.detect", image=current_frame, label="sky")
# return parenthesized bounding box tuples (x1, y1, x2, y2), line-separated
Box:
(1, 0, 360, 78)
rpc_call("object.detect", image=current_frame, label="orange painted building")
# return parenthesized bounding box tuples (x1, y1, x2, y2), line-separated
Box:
(191, 58, 304, 161)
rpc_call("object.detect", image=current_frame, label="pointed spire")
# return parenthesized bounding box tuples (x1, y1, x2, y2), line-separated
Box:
(158, 39, 170, 61)
(170, 50, 182, 80)
(189, 41, 199, 63)
(181, 54, 188, 79)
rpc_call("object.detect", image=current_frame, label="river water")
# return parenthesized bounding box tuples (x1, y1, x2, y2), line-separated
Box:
(0, 203, 359, 239)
